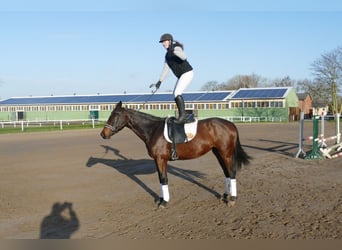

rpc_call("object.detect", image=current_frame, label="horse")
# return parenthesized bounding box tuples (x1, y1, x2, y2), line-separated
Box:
(100, 101, 251, 207)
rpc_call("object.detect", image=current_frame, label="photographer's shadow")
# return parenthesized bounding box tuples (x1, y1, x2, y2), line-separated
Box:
(86, 145, 220, 201)
(40, 202, 79, 239)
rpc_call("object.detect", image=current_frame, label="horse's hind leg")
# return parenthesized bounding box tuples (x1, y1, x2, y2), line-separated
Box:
(212, 148, 237, 207)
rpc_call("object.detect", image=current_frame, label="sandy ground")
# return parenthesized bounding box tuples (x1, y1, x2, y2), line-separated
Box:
(0, 121, 341, 239)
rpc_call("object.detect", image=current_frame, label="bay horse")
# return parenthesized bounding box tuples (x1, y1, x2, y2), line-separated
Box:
(100, 101, 251, 207)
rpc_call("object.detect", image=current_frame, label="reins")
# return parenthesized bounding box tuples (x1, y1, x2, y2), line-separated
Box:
(138, 87, 158, 111)
(105, 86, 159, 131)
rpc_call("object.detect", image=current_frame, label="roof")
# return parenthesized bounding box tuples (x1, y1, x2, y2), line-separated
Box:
(0, 87, 293, 106)
(297, 93, 311, 101)
(0, 91, 234, 106)
(312, 101, 329, 108)
(230, 87, 292, 99)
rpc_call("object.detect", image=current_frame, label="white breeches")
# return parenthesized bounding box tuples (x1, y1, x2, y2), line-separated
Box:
(173, 70, 194, 97)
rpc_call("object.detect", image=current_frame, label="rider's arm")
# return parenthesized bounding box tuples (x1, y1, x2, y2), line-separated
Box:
(159, 61, 170, 83)
(173, 46, 187, 60)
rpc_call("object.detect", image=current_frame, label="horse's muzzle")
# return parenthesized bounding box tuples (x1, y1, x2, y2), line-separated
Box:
(100, 130, 110, 139)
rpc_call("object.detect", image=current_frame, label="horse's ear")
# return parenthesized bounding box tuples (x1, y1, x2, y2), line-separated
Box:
(115, 101, 122, 110)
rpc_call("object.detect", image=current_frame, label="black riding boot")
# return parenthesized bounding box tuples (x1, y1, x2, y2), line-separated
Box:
(174, 95, 186, 124)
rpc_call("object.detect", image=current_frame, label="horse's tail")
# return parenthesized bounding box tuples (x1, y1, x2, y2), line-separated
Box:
(234, 134, 251, 170)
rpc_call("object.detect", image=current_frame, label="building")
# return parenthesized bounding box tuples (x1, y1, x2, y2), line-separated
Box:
(312, 101, 329, 117)
(0, 87, 298, 122)
(297, 93, 312, 119)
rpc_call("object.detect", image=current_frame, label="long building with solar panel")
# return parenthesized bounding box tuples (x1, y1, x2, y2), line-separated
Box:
(0, 87, 299, 122)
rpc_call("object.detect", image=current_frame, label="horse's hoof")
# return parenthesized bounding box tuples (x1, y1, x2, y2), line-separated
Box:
(228, 196, 237, 207)
(222, 194, 237, 207)
(158, 199, 168, 208)
(222, 193, 228, 203)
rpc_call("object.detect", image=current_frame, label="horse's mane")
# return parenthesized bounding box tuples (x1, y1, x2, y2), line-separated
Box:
(125, 107, 165, 122)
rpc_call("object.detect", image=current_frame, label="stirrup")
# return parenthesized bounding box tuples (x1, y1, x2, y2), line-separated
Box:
(170, 149, 178, 160)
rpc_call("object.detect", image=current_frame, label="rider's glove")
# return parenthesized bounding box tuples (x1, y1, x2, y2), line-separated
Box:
(155, 81, 161, 89)
(149, 80, 161, 89)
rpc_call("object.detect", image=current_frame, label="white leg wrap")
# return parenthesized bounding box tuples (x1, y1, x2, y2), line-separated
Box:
(230, 179, 237, 197)
(160, 184, 170, 202)
(225, 178, 231, 194)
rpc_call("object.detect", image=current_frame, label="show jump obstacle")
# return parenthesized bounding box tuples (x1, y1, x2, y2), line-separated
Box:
(296, 112, 342, 160)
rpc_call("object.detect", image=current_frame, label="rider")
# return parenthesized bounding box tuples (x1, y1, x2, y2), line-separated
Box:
(152, 33, 194, 124)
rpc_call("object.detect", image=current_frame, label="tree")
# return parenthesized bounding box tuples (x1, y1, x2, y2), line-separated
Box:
(223, 74, 264, 89)
(272, 76, 295, 87)
(310, 47, 342, 113)
(200, 81, 222, 91)
(295, 78, 331, 104)
(295, 78, 313, 93)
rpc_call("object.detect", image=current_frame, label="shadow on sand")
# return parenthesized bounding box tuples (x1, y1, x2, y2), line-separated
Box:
(86, 145, 221, 201)
(40, 202, 79, 239)
(243, 138, 299, 157)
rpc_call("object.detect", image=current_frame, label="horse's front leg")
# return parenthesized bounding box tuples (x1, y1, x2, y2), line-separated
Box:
(155, 157, 169, 208)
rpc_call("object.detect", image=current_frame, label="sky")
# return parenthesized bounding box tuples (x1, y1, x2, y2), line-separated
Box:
(1, 0, 342, 100)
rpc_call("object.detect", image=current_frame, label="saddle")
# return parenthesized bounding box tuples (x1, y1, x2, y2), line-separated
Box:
(163, 114, 198, 160)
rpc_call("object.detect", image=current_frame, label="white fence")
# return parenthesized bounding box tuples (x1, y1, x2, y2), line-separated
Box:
(1, 116, 285, 132)
(0, 119, 103, 131)
(204, 116, 284, 123)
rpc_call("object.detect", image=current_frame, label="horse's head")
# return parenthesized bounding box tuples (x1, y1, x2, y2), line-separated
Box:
(100, 101, 128, 139)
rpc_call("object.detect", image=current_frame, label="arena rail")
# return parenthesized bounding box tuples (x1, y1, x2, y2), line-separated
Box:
(0, 119, 106, 131)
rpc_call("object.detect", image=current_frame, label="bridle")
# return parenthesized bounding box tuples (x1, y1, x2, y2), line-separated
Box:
(104, 123, 115, 132)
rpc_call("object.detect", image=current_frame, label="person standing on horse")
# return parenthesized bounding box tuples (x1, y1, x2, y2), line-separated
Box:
(151, 33, 194, 124)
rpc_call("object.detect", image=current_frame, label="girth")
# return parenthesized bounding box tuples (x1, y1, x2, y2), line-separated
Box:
(165, 114, 197, 160)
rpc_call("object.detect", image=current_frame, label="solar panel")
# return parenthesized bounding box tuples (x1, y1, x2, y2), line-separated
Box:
(198, 92, 232, 101)
(0, 89, 288, 106)
(231, 88, 288, 99)
(183, 93, 205, 101)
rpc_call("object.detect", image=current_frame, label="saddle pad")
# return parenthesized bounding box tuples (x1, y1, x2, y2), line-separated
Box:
(163, 118, 198, 143)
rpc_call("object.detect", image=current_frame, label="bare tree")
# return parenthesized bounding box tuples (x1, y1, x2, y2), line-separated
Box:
(200, 81, 222, 91)
(224, 74, 263, 89)
(272, 76, 295, 87)
(310, 47, 342, 113)
(295, 78, 312, 93)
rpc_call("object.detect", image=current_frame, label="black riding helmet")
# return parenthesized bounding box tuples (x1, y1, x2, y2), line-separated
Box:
(159, 33, 173, 43)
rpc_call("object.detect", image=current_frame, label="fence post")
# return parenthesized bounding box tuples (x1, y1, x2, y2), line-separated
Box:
(336, 113, 341, 144)
(60, 120, 63, 130)
(21, 120, 24, 132)
(305, 116, 323, 160)
(295, 112, 306, 158)
(319, 115, 327, 148)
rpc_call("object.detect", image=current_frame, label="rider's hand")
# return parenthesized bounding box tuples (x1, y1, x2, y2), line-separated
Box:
(150, 81, 161, 89)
